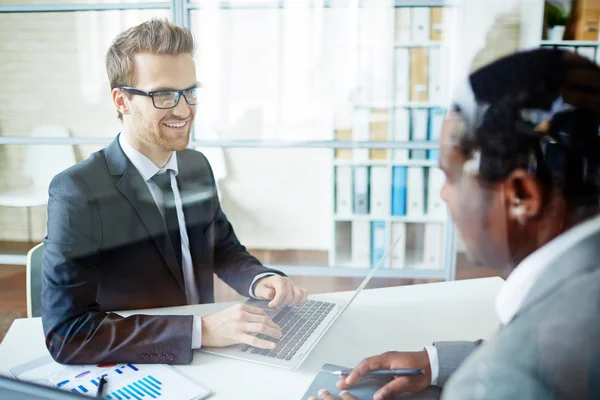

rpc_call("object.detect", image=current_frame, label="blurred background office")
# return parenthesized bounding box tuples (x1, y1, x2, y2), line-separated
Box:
(0, 0, 598, 341)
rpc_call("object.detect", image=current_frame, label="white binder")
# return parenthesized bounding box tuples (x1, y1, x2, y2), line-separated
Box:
(407, 167, 425, 217)
(393, 108, 410, 162)
(394, 8, 411, 44)
(428, 47, 442, 104)
(390, 222, 407, 268)
(351, 221, 371, 268)
(410, 109, 428, 160)
(353, 166, 370, 214)
(395, 48, 410, 104)
(370, 167, 391, 218)
(353, 109, 370, 161)
(411, 7, 431, 43)
(577, 46, 596, 61)
(424, 223, 444, 269)
(427, 167, 447, 219)
(335, 166, 353, 216)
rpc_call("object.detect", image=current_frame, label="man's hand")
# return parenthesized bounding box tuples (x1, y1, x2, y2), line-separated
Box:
(308, 389, 357, 400)
(253, 275, 308, 309)
(337, 351, 432, 400)
(201, 304, 281, 349)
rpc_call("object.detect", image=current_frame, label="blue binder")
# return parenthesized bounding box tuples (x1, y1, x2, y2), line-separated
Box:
(391, 166, 407, 216)
(428, 108, 446, 160)
(371, 221, 386, 267)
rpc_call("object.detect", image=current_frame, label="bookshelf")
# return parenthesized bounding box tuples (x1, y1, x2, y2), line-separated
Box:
(330, 1, 460, 280)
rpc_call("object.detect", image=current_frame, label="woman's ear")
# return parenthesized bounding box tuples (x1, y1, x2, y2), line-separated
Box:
(504, 169, 543, 225)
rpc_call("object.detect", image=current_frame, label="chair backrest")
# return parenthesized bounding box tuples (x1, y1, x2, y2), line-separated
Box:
(23, 125, 77, 189)
(26, 243, 44, 318)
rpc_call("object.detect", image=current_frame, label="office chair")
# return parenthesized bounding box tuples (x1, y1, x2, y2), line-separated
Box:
(0, 124, 76, 241)
(26, 243, 44, 318)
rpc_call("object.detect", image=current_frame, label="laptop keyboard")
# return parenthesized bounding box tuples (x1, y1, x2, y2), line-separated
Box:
(240, 300, 335, 361)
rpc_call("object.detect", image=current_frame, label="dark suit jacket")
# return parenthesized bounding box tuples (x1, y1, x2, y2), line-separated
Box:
(41, 136, 283, 365)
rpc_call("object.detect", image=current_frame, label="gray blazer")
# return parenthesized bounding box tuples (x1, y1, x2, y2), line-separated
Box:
(436, 229, 600, 399)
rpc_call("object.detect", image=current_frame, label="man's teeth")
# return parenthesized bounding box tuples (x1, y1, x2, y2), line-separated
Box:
(164, 122, 186, 128)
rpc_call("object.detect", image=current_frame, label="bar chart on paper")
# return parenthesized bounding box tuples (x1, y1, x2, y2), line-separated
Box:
(49, 362, 210, 400)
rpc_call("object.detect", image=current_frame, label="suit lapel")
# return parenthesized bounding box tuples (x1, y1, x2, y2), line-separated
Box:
(106, 136, 186, 293)
(516, 228, 600, 320)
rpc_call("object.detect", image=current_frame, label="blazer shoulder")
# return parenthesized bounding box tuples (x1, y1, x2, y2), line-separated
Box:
(50, 149, 110, 196)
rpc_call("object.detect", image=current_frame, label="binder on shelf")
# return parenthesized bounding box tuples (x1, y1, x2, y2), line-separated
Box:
(574, 0, 600, 41)
(428, 108, 446, 160)
(390, 222, 407, 269)
(410, 109, 428, 160)
(426, 167, 447, 219)
(352, 221, 371, 268)
(335, 221, 352, 267)
(335, 166, 353, 216)
(406, 167, 425, 217)
(428, 47, 443, 104)
(424, 223, 444, 269)
(430, 7, 445, 41)
(353, 166, 369, 214)
(370, 166, 390, 219)
(410, 7, 430, 43)
(391, 166, 407, 216)
(370, 109, 388, 160)
(393, 108, 410, 162)
(576, 46, 596, 61)
(394, 7, 411, 44)
(405, 223, 425, 268)
(410, 48, 429, 102)
(395, 48, 410, 104)
(371, 221, 386, 267)
(335, 129, 353, 160)
(353, 109, 370, 161)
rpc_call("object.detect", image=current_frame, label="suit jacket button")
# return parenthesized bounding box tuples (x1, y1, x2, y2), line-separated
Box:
(142, 355, 150, 361)
(166, 354, 174, 361)
(150, 353, 159, 361)
(158, 355, 165, 362)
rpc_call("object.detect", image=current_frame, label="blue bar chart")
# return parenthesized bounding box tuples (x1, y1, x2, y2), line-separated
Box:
(105, 375, 163, 399)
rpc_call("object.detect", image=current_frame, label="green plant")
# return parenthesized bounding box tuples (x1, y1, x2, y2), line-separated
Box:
(545, 4, 569, 27)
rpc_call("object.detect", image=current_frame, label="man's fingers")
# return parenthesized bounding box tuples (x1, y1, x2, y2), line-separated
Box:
(244, 322, 282, 340)
(243, 313, 280, 330)
(268, 278, 289, 308)
(289, 286, 306, 307)
(343, 356, 388, 386)
(316, 389, 338, 400)
(373, 377, 411, 400)
(240, 333, 277, 350)
(338, 390, 358, 400)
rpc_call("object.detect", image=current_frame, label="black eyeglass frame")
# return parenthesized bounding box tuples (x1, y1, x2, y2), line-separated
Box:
(120, 85, 201, 109)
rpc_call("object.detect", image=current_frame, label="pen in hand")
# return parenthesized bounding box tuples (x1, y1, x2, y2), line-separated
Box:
(96, 375, 107, 398)
(330, 368, 425, 376)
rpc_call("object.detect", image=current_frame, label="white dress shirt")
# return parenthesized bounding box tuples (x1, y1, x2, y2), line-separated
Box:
(119, 134, 273, 349)
(426, 213, 600, 385)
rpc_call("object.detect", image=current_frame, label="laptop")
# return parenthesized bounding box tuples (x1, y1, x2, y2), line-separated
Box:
(201, 234, 403, 369)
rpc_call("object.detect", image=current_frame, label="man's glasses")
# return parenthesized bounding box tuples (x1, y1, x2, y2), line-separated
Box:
(120, 85, 202, 109)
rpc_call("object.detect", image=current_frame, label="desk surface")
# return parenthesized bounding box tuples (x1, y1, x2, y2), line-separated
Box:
(0, 277, 504, 399)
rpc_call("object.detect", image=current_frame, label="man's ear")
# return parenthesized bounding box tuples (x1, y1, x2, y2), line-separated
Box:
(504, 169, 543, 225)
(112, 88, 130, 117)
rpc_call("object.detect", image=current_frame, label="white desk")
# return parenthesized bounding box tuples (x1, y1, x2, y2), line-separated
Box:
(0, 277, 504, 399)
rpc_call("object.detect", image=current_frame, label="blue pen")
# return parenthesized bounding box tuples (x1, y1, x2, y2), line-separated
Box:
(331, 368, 425, 376)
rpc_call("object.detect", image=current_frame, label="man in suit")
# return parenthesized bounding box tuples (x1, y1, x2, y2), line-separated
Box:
(42, 19, 307, 365)
(310, 50, 600, 400)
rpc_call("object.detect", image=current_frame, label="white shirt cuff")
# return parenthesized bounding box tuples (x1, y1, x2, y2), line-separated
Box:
(424, 345, 439, 385)
(249, 273, 276, 298)
(191, 316, 203, 349)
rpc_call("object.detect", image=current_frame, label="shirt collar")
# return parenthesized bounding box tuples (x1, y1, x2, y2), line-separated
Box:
(119, 133, 178, 181)
(495, 213, 600, 325)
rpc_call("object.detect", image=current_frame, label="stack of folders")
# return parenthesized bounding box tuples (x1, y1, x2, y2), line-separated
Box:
(335, 166, 447, 269)
(395, 7, 449, 105)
